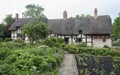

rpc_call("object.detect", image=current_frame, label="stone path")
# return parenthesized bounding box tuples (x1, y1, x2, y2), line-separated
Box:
(58, 54, 78, 75)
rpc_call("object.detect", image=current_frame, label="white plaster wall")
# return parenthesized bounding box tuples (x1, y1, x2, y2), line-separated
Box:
(87, 38, 91, 42)
(82, 39, 85, 42)
(93, 39, 112, 48)
(77, 34, 85, 38)
(11, 31, 17, 40)
(17, 29, 21, 34)
(69, 38, 75, 44)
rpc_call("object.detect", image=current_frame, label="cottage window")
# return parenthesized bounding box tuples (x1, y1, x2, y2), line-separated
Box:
(103, 38, 106, 42)
(76, 38, 82, 43)
(17, 34, 21, 38)
(78, 30, 82, 34)
(64, 38, 69, 44)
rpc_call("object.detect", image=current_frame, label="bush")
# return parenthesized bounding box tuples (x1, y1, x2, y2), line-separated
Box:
(0, 45, 64, 75)
(0, 42, 2, 48)
(15, 39, 24, 43)
(0, 38, 3, 42)
(43, 37, 64, 47)
(1, 42, 27, 50)
(0, 63, 14, 75)
(0, 48, 10, 59)
(76, 42, 87, 47)
(64, 44, 78, 53)
(103, 45, 110, 48)
(5, 38, 12, 42)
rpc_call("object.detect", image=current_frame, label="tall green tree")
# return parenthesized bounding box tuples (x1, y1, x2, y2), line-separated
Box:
(4, 14, 14, 25)
(22, 18, 49, 45)
(22, 4, 44, 18)
(3, 14, 14, 39)
(112, 13, 120, 41)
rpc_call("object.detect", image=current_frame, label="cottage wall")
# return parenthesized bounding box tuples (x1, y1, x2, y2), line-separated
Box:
(93, 39, 111, 48)
(11, 31, 17, 40)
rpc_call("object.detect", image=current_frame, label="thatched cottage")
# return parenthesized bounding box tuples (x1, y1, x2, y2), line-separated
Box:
(9, 8, 112, 48)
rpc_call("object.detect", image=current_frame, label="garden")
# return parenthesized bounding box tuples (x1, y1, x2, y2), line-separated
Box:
(1, 37, 120, 75)
(0, 37, 64, 75)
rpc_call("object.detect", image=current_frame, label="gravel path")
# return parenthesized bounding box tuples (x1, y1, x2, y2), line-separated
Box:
(58, 54, 78, 75)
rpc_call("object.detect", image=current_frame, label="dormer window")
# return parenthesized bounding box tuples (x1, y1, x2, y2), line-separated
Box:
(16, 26, 21, 34)
(79, 30, 82, 34)
(16, 26, 20, 29)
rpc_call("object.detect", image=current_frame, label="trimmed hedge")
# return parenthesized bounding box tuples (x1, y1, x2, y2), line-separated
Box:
(63, 44, 120, 57)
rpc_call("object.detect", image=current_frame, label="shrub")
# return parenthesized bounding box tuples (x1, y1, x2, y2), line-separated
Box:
(5, 38, 12, 42)
(76, 42, 87, 47)
(0, 44, 64, 75)
(63, 43, 120, 56)
(0, 38, 3, 42)
(0, 63, 14, 75)
(0, 48, 10, 59)
(15, 39, 24, 43)
(43, 37, 64, 47)
(103, 45, 110, 48)
(0, 42, 2, 48)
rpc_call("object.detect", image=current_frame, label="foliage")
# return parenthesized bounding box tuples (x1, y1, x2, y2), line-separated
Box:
(63, 43, 120, 57)
(103, 45, 110, 48)
(43, 37, 64, 48)
(0, 41, 30, 50)
(0, 23, 5, 37)
(76, 14, 91, 19)
(22, 18, 49, 45)
(4, 14, 14, 25)
(112, 40, 120, 46)
(0, 38, 3, 42)
(64, 44, 78, 53)
(76, 55, 120, 75)
(5, 38, 12, 42)
(0, 48, 10, 60)
(63, 43, 87, 54)
(14, 39, 24, 43)
(76, 42, 87, 47)
(112, 13, 120, 41)
(0, 44, 64, 75)
(22, 4, 44, 18)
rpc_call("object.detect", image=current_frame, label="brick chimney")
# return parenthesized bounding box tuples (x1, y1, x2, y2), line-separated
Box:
(15, 13, 19, 21)
(94, 8, 98, 17)
(63, 11, 67, 19)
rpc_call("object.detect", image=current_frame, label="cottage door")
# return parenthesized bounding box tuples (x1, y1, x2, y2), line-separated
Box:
(64, 38, 69, 44)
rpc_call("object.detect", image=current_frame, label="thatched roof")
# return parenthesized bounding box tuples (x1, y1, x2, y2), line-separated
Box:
(9, 17, 48, 31)
(48, 15, 112, 35)
(9, 15, 112, 35)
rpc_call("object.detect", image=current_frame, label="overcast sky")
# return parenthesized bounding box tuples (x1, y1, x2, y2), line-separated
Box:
(0, 0, 120, 23)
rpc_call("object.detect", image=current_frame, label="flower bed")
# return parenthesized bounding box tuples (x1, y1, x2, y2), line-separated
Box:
(75, 54, 120, 75)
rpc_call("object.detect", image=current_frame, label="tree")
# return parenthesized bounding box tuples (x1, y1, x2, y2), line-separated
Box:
(0, 23, 5, 37)
(112, 13, 120, 41)
(76, 14, 91, 19)
(3, 14, 14, 39)
(4, 14, 14, 25)
(22, 18, 49, 45)
(22, 4, 44, 18)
